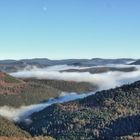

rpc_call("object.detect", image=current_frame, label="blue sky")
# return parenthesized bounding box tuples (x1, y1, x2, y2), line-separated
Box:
(0, 0, 140, 59)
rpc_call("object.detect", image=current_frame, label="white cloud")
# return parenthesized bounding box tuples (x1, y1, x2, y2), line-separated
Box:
(10, 65, 140, 90)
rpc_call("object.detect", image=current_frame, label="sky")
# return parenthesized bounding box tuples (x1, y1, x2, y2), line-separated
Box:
(0, 0, 140, 60)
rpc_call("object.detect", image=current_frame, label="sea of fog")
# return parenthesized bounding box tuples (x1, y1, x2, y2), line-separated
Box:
(10, 64, 140, 90)
(0, 64, 140, 122)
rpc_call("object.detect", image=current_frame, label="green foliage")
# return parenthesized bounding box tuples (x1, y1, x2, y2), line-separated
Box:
(0, 79, 96, 107)
(0, 81, 61, 107)
(2, 75, 20, 83)
(0, 137, 55, 140)
(28, 79, 97, 93)
(19, 81, 140, 140)
(0, 116, 30, 137)
(61, 66, 136, 74)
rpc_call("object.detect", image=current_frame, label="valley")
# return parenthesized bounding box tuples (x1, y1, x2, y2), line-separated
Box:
(0, 59, 140, 140)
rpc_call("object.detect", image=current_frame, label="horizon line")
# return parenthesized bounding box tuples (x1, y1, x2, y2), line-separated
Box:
(0, 57, 139, 61)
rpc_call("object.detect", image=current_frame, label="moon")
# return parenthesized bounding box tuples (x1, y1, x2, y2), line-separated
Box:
(43, 7, 47, 12)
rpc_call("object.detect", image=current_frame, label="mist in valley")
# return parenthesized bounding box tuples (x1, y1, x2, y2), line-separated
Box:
(1, 64, 140, 123)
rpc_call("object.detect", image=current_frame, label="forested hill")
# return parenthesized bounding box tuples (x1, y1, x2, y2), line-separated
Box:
(19, 81, 140, 140)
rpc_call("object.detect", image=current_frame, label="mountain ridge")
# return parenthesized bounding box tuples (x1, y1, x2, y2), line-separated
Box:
(0, 58, 137, 73)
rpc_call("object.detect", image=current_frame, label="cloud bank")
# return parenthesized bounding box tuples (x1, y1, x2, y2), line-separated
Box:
(10, 65, 140, 90)
(1, 65, 140, 122)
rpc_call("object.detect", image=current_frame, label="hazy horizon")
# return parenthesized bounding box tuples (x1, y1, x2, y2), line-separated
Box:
(0, 57, 139, 61)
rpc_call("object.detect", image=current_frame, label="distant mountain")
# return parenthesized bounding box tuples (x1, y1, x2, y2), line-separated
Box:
(0, 58, 136, 73)
(74, 58, 136, 66)
(0, 58, 87, 72)
(130, 59, 140, 65)
(61, 66, 137, 73)
(19, 81, 140, 140)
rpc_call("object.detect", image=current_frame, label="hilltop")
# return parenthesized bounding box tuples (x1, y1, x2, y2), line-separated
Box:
(0, 71, 23, 84)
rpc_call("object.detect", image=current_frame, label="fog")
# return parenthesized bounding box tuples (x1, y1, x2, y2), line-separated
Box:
(1, 65, 140, 122)
(0, 92, 93, 122)
(10, 65, 140, 90)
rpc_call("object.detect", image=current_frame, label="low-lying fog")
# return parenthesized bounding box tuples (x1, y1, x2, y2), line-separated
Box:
(10, 64, 140, 90)
(1, 64, 140, 123)
(0, 92, 93, 123)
